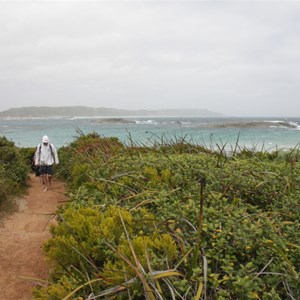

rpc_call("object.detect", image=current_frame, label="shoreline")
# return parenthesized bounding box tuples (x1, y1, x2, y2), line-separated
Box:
(1, 116, 299, 150)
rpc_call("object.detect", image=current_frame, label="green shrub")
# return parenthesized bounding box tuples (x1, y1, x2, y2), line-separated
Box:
(34, 205, 178, 299)
(0, 136, 28, 215)
(36, 138, 300, 299)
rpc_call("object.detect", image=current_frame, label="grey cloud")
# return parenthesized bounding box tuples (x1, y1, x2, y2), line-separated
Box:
(0, 1, 300, 116)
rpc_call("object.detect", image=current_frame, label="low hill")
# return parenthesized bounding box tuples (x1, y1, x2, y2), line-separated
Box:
(0, 106, 223, 118)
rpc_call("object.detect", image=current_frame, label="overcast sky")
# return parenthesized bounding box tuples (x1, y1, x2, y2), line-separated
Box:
(0, 0, 300, 117)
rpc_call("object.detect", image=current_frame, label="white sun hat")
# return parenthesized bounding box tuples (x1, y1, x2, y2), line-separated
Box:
(42, 135, 49, 143)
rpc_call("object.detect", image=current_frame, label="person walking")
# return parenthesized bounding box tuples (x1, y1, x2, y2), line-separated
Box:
(34, 135, 59, 191)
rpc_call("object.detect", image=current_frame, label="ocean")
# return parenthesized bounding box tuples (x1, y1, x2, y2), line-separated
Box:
(1, 116, 300, 152)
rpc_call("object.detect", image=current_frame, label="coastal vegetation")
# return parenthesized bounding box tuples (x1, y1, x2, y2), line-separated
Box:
(1, 133, 299, 299)
(30, 133, 299, 299)
(0, 137, 28, 217)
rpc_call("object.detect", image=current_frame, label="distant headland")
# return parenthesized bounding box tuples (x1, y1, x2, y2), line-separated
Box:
(0, 106, 223, 118)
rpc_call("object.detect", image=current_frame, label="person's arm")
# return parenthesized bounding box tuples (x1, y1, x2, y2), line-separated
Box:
(52, 144, 59, 164)
(34, 145, 40, 165)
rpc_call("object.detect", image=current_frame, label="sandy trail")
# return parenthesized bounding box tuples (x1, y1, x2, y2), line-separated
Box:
(0, 174, 67, 300)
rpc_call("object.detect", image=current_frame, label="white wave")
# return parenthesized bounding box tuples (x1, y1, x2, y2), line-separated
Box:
(288, 121, 300, 129)
(264, 120, 284, 123)
(135, 120, 158, 125)
(264, 120, 300, 129)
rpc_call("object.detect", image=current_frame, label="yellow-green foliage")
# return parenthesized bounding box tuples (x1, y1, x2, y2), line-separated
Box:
(45, 206, 134, 267)
(71, 163, 90, 187)
(102, 233, 178, 285)
(143, 167, 172, 187)
(161, 168, 171, 184)
(33, 276, 76, 300)
(143, 166, 161, 187)
(38, 205, 178, 298)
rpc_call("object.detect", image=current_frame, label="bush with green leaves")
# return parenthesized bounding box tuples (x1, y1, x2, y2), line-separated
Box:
(34, 205, 179, 299)
(56, 132, 124, 182)
(34, 135, 300, 299)
(0, 136, 28, 213)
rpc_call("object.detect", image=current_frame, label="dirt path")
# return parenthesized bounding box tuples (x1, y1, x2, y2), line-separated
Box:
(0, 174, 67, 299)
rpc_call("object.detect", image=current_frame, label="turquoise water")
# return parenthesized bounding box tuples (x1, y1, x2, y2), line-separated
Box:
(1, 116, 300, 151)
